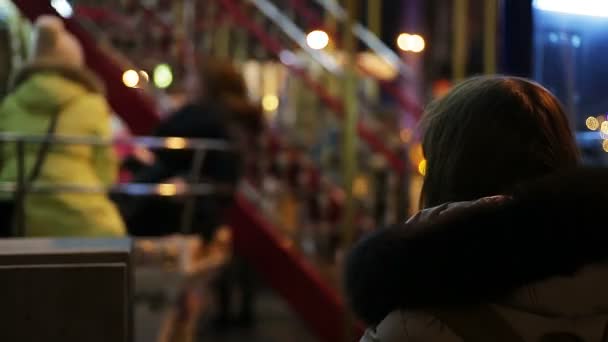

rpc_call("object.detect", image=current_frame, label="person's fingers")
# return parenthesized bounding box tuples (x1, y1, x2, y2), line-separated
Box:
(439, 195, 510, 217)
(407, 195, 510, 225)
(475, 195, 510, 204)
(406, 202, 453, 224)
(133, 146, 155, 165)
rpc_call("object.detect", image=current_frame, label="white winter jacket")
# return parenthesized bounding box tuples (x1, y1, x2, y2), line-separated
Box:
(346, 169, 608, 342)
(363, 264, 608, 341)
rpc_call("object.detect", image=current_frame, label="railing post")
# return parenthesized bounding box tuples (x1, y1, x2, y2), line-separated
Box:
(341, 0, 358, 250)
(342, 0, 358, 340)
(367, 0, 382, 102)
(201, 0, 217, 54)
(14, 140, 25, 237)
(484, 0, 498, 75)
(452, 0, 468, 81)
(214, 10, 231, 58)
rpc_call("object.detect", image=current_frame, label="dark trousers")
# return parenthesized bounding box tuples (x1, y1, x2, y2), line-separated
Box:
(215, 256, 256, 324)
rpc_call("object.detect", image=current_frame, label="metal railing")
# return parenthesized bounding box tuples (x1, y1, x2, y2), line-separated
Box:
(311, 0, 414, 80)
(249, 0, 342, 74)
(0, 133, 232, 150)
(0, 133, 233, 236)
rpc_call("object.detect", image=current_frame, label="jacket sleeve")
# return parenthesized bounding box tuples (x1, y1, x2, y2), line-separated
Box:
(68, 94, 118, 186)
(361, 311, 460, 342)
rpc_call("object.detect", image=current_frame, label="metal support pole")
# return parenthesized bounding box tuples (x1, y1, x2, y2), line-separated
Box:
(368, 0, 381, 38)
(172, 0, 185, 61)
(215, 21, 231, 59)
(233, 27, 248, 64)
(483, 0, 498, 74)
(342, 0, 358, 338)
(183, 0, 196, 61)
(324, 1, 337, 47)
(452, 0, 468, 81)
(214, 1, 232, 59)
(341, 0, 358, 248)
(323, 1, 339, 97)
(367, 0, 381, 101)
(14, 140, 25, 236)
(202, 0, 217, 53)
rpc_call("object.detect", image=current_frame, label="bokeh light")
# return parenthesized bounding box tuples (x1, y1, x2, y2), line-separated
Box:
(397, 33, 425, 53)
(409, 34, 426, 52)
(157, 183, 177, 196)
(397, 33, 411, 51)
(140, 70, 149, 82)
(165, 137, 187, 150)
(122, 69, 139, 88)
(306, 30, 330, 50)
(418, 159, 427, 176)
(353, 175, 370, 199)
(262, 94, 279, 112)
(601, 121, 608, 134)
(153, 63, 173, 89)
(586, 116, 600, 130)
(51, 0, 73, 18)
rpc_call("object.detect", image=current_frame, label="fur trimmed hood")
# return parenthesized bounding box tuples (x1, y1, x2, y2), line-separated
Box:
(345, 168, 608, 325)
(11, 62, 104, 94)
(4, 63, 105, 117)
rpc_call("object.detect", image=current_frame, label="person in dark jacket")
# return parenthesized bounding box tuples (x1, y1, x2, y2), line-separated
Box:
(122, 59, 261, 238)
(343, 76, 608, 341)
(119, 57, 262, 330)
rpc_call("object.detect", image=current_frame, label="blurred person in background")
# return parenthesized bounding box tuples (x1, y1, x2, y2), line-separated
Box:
(0, 15, 125, 237)
(120, 57, 263, 329)
(345, 76, 608, 341)
(122, 58, 261, 238)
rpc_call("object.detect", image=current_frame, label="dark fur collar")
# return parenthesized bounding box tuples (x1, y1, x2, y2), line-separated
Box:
(345, 167, 608, 325)
(11, 62, 104, 93)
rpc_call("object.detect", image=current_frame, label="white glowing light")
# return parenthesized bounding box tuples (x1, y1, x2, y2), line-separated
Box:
(397, 33, 411, 51)
(306, 30, 330, 50)
(51, 0, 73, 18)
(122, 69, 139, 88)
(409, 34, 425, 53)
(397, 33, 425, 53)
(533, 0, 608, 18)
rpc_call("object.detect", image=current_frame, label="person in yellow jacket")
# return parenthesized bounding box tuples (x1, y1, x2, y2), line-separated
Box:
(0, 15, 125, 237)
